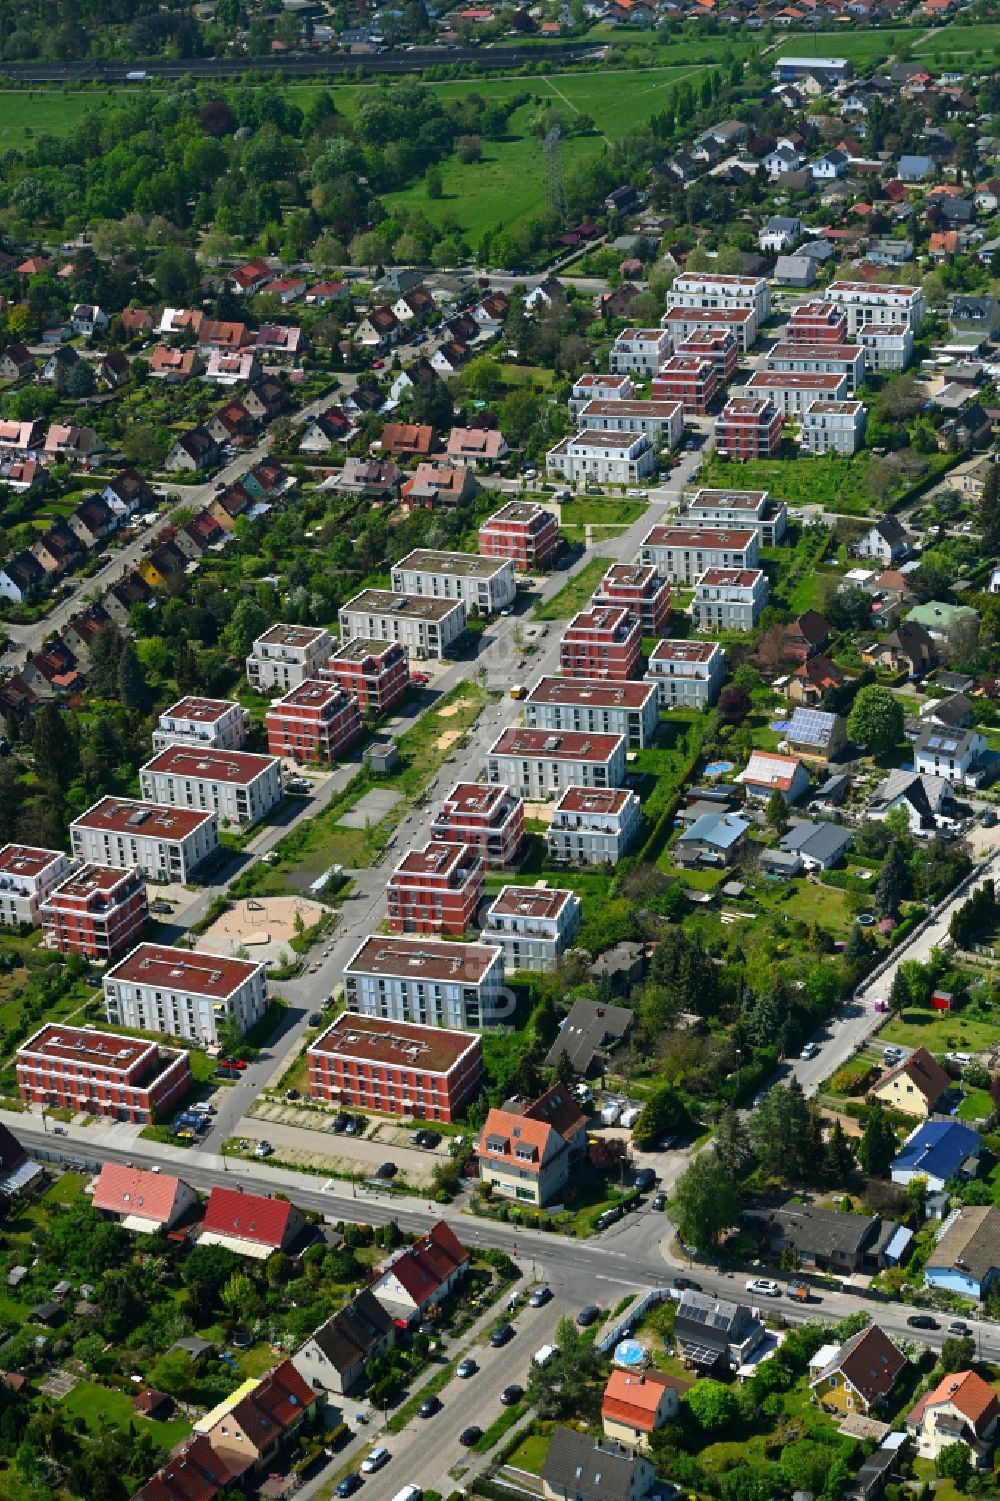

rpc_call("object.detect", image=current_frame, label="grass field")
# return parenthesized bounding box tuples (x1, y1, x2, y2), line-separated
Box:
(879, 1006, 1000, 1055)
(534, 554, 612, 618)
(698, 452, 879, 515)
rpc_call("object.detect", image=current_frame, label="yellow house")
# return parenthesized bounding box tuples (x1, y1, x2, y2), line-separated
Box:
(811, 1325, 906, 1416)
(871, 1046, 951, 1119)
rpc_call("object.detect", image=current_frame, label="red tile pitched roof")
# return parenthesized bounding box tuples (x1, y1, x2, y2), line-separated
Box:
(93, 1164, 185, 1225)
(135, 1435, 234, 1501)
(202, 1186, 294, 1248)
(229, 1360, 314, 1446)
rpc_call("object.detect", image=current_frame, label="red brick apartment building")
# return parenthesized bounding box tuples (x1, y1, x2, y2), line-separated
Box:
(324, 638, 410, 717)
(593, 564, 671, 635)
(677, 328, 739, 384)
(40, 864, 148, 961)
(785, 300, 849, 345)
(386, 841, 485, 935)
(651, 355, 718, 415)
(559, 606, 642, 681)
(265, 679, 362, 762)
(307, 1013, 484, 1122)
(16, 1024, 192, 1123)
(430, 783, 525, 868)
(478, 501, 560, 570)
(714, 397, 783, 459)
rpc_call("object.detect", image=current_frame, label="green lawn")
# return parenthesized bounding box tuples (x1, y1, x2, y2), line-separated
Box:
(697, 453, 879, 515)
(61, 1379, 190, 1451)
(914, 20, 1000, 54)
(879, 1006, 1000, 1055)
(957, 1088, 994, 1122)
(506, 1431, 550, 1475)
(559, 498, 645, 544)
(534, 556, 613, 619)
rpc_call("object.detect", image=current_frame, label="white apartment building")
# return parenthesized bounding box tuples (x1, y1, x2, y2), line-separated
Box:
(691, 568, 770, 632)
(70, 798, 219, 883)
(338, 589, 467, 660)
(0, 845, 71, 928)
(857, 323, 914, 373)
(568, 373, 635, 420)
(343, 934, 506, 1031)
(545, 430, 658, 487)
(609, 328, 671, 376)
(390, 549, 516, 614)
(667, 272, 771, 326)
(487, 728, 626, 799)
(645, 639, 726, 708)
(103, 944, 268, 1045)
(800, 400, 867, 456)
(745, 370, 849, 418)
(764, 342, 867, 394)
(480, 884, 582, 973)
(576, 399, 683, 450)
(826, 280, 926, 335)
(523, 676, 659, 750)
(152, 697, 250, 753)
(682, 488, 787, 546)
(546, 787, 642, 867)
(246, 624, 333, 693)
(639, 525, 759, 583)
(139, 747, 283, 829)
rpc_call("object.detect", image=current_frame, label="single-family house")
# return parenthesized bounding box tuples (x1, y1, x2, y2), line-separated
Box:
(760, 216, 803, 253)
(872, 1046, 953, 1119)
(737, 751, 810, 803)
(868, 769, 954, 834)
(369, 1220, 469, 1323)
(779, 820, 853, 871)
(891, 1120, 981, 1192)
(759, 1201, 911, 1274)
(924, 1205, 1000, 1301)
(675, 810, 751, 867)
(673, 1291, 766, 1373)
(913, 724, 989, 788)
(92, 1164, 197, 1234)
(810, 1325, 907, 1415)
(785, 707, 847, 764)
(197, 1360, 316, 1474)
(907, 1370, 1000, 1467)
(478, 1083, 586, 1207)
(544, 997, 634, 1077)
(602, 1369, 691, 1452)
(857, 517, 909, 564)
(788, 655, 845, 706)
(291, 1290, 396, 1396)
(863, 621, 936, 678)
(199, 1187, 308, 1259)
(542, 1427, 656, 1501)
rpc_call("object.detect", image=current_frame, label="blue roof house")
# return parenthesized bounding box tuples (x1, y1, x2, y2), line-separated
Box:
(891, 1120, 981, 1193)
(676, 811, 750, 868)
(924, 1205, 1000, 1301)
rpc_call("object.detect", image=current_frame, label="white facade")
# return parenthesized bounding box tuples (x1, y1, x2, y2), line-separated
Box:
(152, 698, 250, 753)
(246, 625, 333, 693)
(800, 400, 867, 456)
(645, 639, 726, 707)
(826, 281, 926, 335)
(487, 729, 627, 799)
(0, 846, 71, 928)
(480, 885, 582, 973)
(745, 370, 849, 418)
(523, 678, 659, 750)
(546, 430, 658, 487)
(568, 374, 635, 420)
(609, 328, 671, 376)
(546, 788, 642, 866)
(70, 799, 219, 883)
(338, 589, 467, 660)
(576, 400, 683, 449)
(683, 489, 787, 546)
(390, 549, 516, 614)
(639, 526, 759, 584)
(139, 748, 283, 829)
(691, 569, 770, 631)
(857, 323, 914, 372)
(667, 272, 771, 326)
(343, 935, 506, 1031)
(764, 342, 867, 393)
(103, 944, 268, 1045)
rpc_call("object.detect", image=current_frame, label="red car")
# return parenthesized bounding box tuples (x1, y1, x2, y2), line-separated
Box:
(372, 358, 384, 369)
(411, 673, 429, 685)
(221, 1058, 248, 1070)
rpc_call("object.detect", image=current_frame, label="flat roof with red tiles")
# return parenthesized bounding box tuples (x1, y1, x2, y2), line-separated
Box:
(329, 637, 400, 663)
(105, 944, 264, 998)
(565, 605, 635, 634)
(0, 845, 64, 879)
(268, 679, 353, 711)
(563, 430, 650, 451)
(346, 934, 501, 982)
(310, 1013, 481, 1073)
(526, 677, 656, 708)
(140, 746, 278, 785)
(679, 329, 738, 347)
(617, 328, 667, 341)
(748, 371, 847, 391)
(687, 488, 769, 510)
(828, 280, 921, 296)
(719, 397, 776, 417)
(554, 787, 634, 815)
(859, 323, 910, 337)
(48, 864, 137, 900)
(656, 355, 716, 375)
(697, 568, 766, 588)
(489, 727, 624, 760)
(73, 797, 217, 838)
(254, 623, 329, 649)
(573, 373, 633, 389)
(486, 885, 575, 920)
(599, 563, 666, 589)
(202, 1186, 294, 1248)
(93, 1163, 186, 1223)
(391, 842, 480, 878)
(663, 306, 754, 325)
(767, 342, 865, 362)
(643, 525, 757, 549)
(161, 697, 240, 724)
(674, 272, 764, 288)
(579, 398, 683, 417)
(649, 639, 722, 663)
(440, 782, 520, 816)
(482, 501, 556, 526)
(19, 1024, 157, 1071)
(394, 548, 511, 580)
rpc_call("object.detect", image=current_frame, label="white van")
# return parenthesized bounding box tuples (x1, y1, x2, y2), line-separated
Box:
(189, 1103, 216, 1117)
(533, 1344, 557, 1367)
(391, 1487, 423, 1501)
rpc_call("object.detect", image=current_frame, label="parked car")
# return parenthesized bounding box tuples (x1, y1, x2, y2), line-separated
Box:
(459, 1427, 483, 1447)
(632, 1168, 658, 1193)
(360, 1446, 391, 1474)
(672, 1277, 700, 1292)
(284, 1089, 301, 1101)
(501, 1384, 524, 1406)
(490, 1323, 514, 1348)
(335, 1475, 363, 1497)
(417, 1396, 441, 1418)
(332, 1113, 350, 1133)
(907, 1314, 939, 1330)
(652, 1191, 667, 1212)
(456, 1358, 477, 1378)
(745, 1278, 781, 1298)
(800, 1042, 819, 1060)
(528, 1285, 552, 1307)
(254, 1140, 273, 1158)
(576, 1305, 600, 1327)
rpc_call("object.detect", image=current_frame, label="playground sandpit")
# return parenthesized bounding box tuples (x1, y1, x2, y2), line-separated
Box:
(193, 895, 327, 964)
